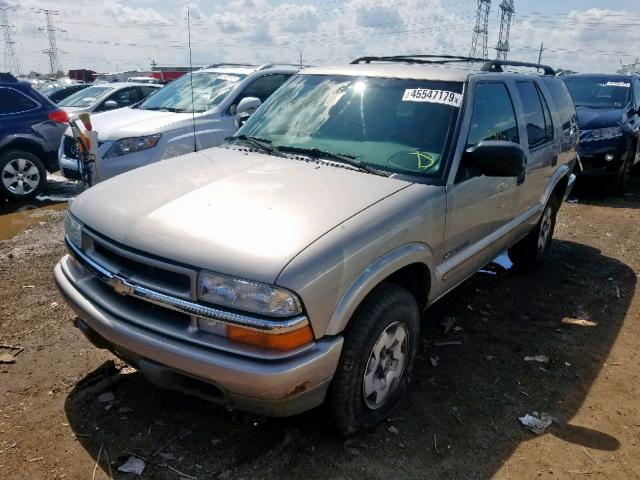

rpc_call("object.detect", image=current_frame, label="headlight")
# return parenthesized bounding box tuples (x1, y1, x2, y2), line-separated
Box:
(104, 134, 161, 158)
(581, 126, 623, 143)
(198, 272, 302, 317)
(64, 212, 83, 248)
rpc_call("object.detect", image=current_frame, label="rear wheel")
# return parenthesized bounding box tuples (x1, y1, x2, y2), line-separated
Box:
(0, 150, 46, 200)
(328, 282, 420, 436)
(509, 194, 560, 271)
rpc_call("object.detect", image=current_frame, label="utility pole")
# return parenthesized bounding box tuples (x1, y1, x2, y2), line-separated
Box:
(469, 0, 491, 59)
(0, 7, 21, 76)
(495, 0, 515, 61)
(36, 9, 65, 77)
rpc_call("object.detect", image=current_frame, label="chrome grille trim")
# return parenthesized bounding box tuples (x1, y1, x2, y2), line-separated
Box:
(66, 238, 309, 333)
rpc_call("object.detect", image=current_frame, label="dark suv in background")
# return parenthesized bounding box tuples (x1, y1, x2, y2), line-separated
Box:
(563, 74, 640, 191)
(0, 73, 70, 200)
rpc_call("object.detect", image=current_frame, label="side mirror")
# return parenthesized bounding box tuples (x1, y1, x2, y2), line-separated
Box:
(463, 141, 526, 177)
(234, 96, 261, 129)
(103, 100, 118, 110)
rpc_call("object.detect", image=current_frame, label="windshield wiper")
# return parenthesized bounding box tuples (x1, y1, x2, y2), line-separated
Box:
(226, 135, 287, 158)
(142, 106, 187, 113)
(276, 146, 389, 176)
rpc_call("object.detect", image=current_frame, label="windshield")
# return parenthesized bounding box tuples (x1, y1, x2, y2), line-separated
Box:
(58, 86, 113, 108)
(564, 77, 631, 109)
(237, 75, 463, 177)
(138, 71, 246, 113)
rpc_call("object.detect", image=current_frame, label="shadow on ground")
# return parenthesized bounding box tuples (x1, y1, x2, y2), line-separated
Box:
(64, 239, 635, 479)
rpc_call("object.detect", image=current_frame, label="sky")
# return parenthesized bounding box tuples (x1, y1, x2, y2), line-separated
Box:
(1, 0, 639, 76)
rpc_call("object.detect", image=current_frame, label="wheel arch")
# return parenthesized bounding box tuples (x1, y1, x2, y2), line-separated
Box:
(323, 243, 433, 337)
(0, 138, 46, 161)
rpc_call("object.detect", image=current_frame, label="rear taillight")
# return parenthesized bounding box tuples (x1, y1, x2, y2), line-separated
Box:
(48, 110, 69, 124)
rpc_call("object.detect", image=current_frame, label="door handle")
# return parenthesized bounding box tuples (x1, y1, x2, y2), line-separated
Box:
(552, 155, 558, 167)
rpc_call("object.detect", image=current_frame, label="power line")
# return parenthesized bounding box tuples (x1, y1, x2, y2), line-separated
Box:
(0, 7, 21, 76)
(469, 0, 491, 59)
(35, 9, 66, 76)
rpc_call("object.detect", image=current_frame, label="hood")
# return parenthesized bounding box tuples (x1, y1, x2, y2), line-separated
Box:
(576, 106, 626, 130)
(86, 108, 195, 140)
(70, 148, 410, 284)
(62, 106, 85, 115)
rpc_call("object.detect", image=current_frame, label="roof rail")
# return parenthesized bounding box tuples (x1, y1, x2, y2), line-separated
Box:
(0, 72, 18, 82)
(351, 55, 486, 65)
(351, 55, 556, 76)
(481, 60, 556, 76)
(203, 63, 258, 69)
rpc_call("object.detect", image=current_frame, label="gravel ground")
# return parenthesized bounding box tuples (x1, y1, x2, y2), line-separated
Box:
(0, 175, 639, 480)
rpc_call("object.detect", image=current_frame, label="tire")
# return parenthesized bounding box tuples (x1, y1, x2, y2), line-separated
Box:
(508, 194, 560, 271)
(328, 282, 420, 436)
(614, 147, 634, 193)
(0, 150, 46, 200)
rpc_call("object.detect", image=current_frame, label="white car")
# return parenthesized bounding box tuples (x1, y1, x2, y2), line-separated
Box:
(59, 64, 297, 181)
(58, 82, 161, 116)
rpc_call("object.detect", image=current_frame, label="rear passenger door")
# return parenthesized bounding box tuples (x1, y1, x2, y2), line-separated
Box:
(514, 81, 558, 213)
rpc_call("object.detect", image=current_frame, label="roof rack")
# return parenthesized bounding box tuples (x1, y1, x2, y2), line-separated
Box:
(351, 55, 556, 76)
(481, 60, 556, 76)
(0, 72, 18, 82)
(203, 63, 258, 69)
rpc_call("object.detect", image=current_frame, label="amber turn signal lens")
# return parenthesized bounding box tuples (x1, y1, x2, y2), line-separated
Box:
(227, 325, 314, 351)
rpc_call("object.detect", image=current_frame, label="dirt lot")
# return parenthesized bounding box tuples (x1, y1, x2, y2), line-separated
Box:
(1, 176, 639, 480)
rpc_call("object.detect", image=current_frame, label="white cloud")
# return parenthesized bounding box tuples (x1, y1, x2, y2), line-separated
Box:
(4, 1, 640, 75)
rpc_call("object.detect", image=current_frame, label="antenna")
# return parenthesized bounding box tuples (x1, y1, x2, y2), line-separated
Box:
(187, 7, 197, 153)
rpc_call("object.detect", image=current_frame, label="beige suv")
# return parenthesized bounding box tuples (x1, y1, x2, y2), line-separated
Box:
(55, 56, 577, 435)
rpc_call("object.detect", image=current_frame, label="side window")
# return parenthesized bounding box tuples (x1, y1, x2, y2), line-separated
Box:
(231, 74, 291, 112)
(107, 87, 140, 108)
(459, 82, 519, 182)
(634, 78, 640, 109)
(516, 81, 552, 149)
(0, 88, 39, 115)
(139, 86, 159, 99)
(543, 78, 577, 137)
(466, 82, 519, 147)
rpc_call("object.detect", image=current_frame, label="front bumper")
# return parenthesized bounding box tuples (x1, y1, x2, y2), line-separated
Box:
(577, 137, 628, 176)
(54, 257, 343, 416)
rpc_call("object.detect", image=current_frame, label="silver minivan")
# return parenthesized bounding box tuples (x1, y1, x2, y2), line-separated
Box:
(58, 64, 297, 180)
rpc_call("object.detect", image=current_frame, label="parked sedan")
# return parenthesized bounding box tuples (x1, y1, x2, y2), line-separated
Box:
(58, 82, 161, 116)
(41, 83, 91, 104)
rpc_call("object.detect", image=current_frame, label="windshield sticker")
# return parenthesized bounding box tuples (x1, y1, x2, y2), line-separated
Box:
(217, 74, 241, 82)
(402, 88, 462, 107)
(599, 82, 630, 88)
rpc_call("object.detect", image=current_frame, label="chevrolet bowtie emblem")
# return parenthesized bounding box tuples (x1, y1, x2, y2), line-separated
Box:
(111, 274, 134, 296)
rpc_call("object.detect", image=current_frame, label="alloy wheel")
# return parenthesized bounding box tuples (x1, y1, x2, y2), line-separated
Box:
(2, 158, 41, 196)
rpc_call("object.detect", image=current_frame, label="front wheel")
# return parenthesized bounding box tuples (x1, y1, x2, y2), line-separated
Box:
(614, 148, 634, 193)
(328, 282, 420, 436)
(0, 150, 46, 200)
(509, 194, 560, 271)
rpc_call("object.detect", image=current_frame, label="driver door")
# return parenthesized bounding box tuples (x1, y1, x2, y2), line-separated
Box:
(438, 81, 522, 292)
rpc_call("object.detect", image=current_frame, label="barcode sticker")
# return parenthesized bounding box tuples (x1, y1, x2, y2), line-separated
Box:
(402, 88, 462, 107)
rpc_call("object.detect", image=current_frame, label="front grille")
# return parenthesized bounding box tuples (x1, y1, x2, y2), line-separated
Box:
(85, 232, 195, 299)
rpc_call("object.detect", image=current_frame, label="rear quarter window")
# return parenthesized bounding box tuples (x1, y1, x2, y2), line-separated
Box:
(543, 78, 578, 136)
(0, 87, 39, 115)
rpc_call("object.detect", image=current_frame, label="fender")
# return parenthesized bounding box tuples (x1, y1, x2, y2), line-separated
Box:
(323, 243, 434, 336)
(541, 163, 572, 207)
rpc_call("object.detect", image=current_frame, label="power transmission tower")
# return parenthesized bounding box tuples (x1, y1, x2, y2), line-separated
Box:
(36, 9, 65, 77)
(469, 0, 491, 59)
(495, 0, 515, 60)
(0, 7, 21, 76)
